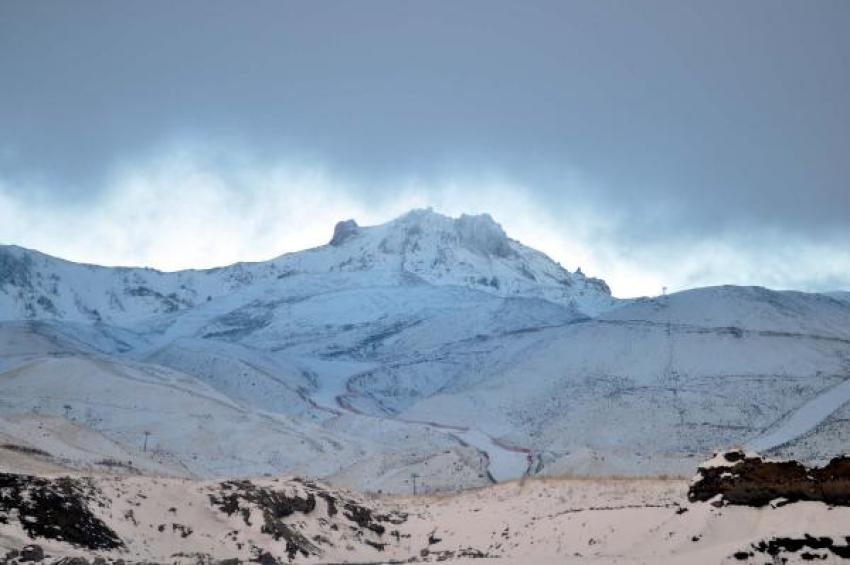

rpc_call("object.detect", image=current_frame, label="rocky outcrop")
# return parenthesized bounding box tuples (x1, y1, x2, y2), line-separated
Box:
(18, 545, 44, 562)
(208, 479, 320, 560)
(1, 473, 412, 564)
(732, 535, 850, 561)
(454, 213, 515, 258)
(206, 478, 407, 561)
(689, 450, 850, 506)
(329, 219, 359, 246)
(0, 473, 123, 550)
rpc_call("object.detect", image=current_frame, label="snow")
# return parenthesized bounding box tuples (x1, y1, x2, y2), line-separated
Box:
(3, 469, 850, 564)
(0, 209, 615, 326)
(455, 429, 529, 481)
(1, 209, 850, 490)
(297, 357, 378, 411)
(825, 290, 850, 304)
(747, 377, 850, 452)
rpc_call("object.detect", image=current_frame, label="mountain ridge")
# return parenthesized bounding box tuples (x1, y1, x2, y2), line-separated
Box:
(0, 209, 614, 324)
(2, 209, 850, 492)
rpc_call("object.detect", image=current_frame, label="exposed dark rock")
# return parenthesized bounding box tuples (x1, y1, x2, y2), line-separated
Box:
(0, 473, 123, 550)
(206, 479, 407, 560)
(201, 301, 275, 340)
(167, 553, 214, 565)
(340, 501, 406, 535)
(208, 480, 319, 559)
(261, 517, 317, 560)
(424, 547, 489, 560)
(318, 493, 337, 516)
(329, 220, 359, 246)
(0, 250, 34, 289)
(171, 523, 193, 538)
(249, 550, 279, 565)
(55, 557, 90, 565)
(19, 545, 44, 562)
(343, 502, 385, 535)
(748, 535, 850, 560)
(363, 539, 386, 551)
(209, 480, 316, 522)
(36, 295, 58, 316)
(455, 214, 515, 258)
(689, 450, 850, 506)
(124, 286, 190, 313)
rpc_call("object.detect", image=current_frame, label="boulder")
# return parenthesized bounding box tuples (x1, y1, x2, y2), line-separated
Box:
(19, 545, 44, 562)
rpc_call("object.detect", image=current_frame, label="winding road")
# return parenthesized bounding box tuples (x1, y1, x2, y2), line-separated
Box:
(301, 358, 532, 482)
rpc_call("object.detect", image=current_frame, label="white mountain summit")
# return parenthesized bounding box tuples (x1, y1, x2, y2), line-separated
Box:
(320, 209, 613, 313)
(0, 209, 613, 325)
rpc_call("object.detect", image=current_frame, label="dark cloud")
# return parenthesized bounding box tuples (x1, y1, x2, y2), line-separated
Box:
(1, 0, 849, 275)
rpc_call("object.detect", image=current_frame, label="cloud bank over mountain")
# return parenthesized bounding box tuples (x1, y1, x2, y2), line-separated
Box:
(1, 143, 848, 297)
(1, 1, 849, 296)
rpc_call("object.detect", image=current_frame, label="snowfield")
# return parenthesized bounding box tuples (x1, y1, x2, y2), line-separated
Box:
(3, 461, 850, 564)
(1, 209, 850, 492)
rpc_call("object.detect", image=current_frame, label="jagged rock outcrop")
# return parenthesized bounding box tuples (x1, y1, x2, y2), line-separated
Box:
(454, 213, 515, 258)
(0, 472, 411, 564)
(0, 473, 123, 550)
(741, 535, 850, 561)
(329, 219, 359, 247)
(689, 450, 850, 506)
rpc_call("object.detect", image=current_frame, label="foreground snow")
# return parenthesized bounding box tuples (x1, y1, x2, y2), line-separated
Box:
(2, 467, 850, 564)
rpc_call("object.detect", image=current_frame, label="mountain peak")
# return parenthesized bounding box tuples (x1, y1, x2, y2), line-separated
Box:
(312, 209, 613, 313)
(326, 209, 514, 259)
(379, 208, 514, 259)
(0, 209, 615, 324)
(454, 213, 514, 258)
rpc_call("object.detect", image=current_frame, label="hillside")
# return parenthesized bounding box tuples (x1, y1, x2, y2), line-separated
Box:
(1, 209, 850, 491)
(3, 461, 850, 564)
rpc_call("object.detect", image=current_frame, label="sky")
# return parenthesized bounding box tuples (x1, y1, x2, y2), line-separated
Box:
(1, 0, 848, 298)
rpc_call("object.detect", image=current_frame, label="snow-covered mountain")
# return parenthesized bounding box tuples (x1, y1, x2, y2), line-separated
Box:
(827, 290, 850, 305)
(1, 209, 849, 491)
(0, 209, 612, 325)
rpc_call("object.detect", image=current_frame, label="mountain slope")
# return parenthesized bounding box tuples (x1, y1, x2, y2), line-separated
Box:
(1, 210, 849, 489)
(396, 286, 850, 475)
